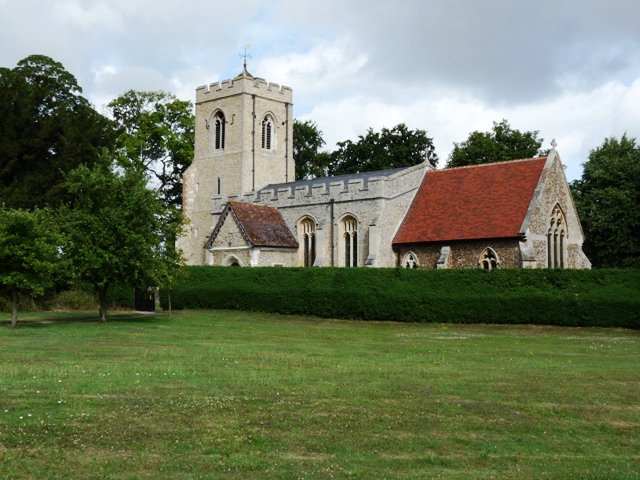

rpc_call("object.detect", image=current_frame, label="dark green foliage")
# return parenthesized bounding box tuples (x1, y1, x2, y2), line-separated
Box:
(0, 55, 115, 209)
(328, 123, 438, 175)
(106, 90, 195, 208)
(160, 267, 640, 328)
(446, 119, 546, 168)
(570, 134, 640, 268)
(293, 119, 331, 180)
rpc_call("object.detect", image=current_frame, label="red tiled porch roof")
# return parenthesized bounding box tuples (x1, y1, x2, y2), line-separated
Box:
(393, 158, 547, 244)
(229, 201, 298, 248)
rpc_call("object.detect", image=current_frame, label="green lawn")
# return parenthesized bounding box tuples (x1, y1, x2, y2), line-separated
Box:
(1, 310, 639, 479)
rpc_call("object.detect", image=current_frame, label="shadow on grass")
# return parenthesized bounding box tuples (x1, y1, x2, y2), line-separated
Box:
(0, 311, 164, 328)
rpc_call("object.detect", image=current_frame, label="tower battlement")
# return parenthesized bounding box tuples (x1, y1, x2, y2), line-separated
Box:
(196, 76, 293, 104)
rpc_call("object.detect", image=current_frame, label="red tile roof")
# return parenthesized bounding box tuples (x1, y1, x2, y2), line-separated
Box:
(393, 158, 547, 244)
(228, 201, 298, 248)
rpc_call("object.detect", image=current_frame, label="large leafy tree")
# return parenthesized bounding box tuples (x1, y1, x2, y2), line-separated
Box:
(0, 55, 115, 209)
(293, 119, 331, 180)
(328, 123, 438, 176)
(570, 134, 640, 268)
(106, 90, 194, 208)
(0, 208, 60, 327)
(60, 157, 184, 322)
(446, 119, 546, 168)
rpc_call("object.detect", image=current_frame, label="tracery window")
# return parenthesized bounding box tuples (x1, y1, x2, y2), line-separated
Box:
(342, 216, 358, 267)
(547, 204, 567, 268)
(403, 252, 419, 269)
(261, 115, 274, 150)
(299, 217, 316, 267)
(480, 248, 499, 270)
(214, 111, 225, 150)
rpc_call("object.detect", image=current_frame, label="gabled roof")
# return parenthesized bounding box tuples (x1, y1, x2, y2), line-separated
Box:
(393, 157, 547, 244)
(205, 201, 298, 249)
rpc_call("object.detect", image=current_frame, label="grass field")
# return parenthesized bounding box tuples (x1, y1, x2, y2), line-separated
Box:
(1, 310, 639, 479)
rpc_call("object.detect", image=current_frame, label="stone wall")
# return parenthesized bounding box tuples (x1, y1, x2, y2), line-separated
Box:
(395, 238, 522, 269)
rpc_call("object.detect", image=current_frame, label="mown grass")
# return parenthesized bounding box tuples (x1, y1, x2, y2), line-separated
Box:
(1, 310, 639, 479)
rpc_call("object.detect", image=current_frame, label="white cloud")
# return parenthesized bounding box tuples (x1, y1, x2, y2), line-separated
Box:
(52, 1, 123, 31)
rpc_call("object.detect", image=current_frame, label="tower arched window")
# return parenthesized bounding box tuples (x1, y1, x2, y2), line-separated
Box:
(299, 217, 316, 267)
(342, 216, 358, 267)
(261, 115, 274, 150)
(480, 248, 499, 270)
(547, 204, 567, 268)
(213, 111, 225, 150)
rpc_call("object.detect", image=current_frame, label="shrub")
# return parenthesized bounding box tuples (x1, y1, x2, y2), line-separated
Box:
(159, 267, 640, 328)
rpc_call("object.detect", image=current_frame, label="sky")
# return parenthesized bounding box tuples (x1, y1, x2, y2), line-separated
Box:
(2, 0, 639, 181)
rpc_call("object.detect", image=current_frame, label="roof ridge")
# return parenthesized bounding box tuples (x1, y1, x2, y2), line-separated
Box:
(440, 156, 547, 172)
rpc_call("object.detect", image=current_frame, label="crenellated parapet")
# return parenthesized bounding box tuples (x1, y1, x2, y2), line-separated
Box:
(196, 76, 293, 104)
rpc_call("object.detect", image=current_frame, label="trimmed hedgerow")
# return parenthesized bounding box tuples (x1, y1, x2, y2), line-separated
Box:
(159, 267, 640, 328)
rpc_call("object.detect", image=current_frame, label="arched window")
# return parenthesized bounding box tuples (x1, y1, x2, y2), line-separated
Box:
(222, 255, 242, 267)
(299, 217, 316, 267)
(214, 111, 225, 150)
(547, 204, 567, 268)
(480, 248, 499, 270)
(261, 115, 274, 150)
(342, 216, 358, 267)
(403, 252, 419, 269)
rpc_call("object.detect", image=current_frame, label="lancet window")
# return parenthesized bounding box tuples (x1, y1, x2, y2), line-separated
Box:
(342, 216, 358, 267)
(480, 248, 499, 270)
(261, 115, 274, 150)
(547, 204, 567, 268)
(214, 111, 225, 150)
(300, 217, 316, 267)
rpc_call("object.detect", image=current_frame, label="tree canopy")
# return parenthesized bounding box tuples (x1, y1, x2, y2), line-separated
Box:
(570, 134, 640, 268)
(60, 157, 184, 321)
(106, 90, 194, 208)
(328, 123, 438, 176)
(293, 119, 331, 180)
(0, 208, 60, 327)
(0, 55, 115, 209)
(446, 119, 546, 168)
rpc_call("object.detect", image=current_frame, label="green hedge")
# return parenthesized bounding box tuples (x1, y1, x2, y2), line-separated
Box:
(159, 267, 640, 328)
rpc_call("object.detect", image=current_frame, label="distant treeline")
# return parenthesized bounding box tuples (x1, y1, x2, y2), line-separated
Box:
(159, 267, 640, 329)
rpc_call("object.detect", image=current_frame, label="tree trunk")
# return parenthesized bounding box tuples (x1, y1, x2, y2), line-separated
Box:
(98, 286, 108, 322)
(11, 285, 18, 328)
(168, 289, 172, 317)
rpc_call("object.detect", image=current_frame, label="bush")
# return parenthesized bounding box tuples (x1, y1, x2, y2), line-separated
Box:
(52, 289, 98, 310)
(159, 267, 640, 328)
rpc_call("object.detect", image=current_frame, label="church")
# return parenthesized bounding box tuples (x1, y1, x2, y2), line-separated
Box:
(177, 66, 591, 270)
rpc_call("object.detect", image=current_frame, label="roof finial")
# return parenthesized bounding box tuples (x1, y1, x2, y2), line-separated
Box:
(551, 138, 557, 149)
(239, 44, 252, 76)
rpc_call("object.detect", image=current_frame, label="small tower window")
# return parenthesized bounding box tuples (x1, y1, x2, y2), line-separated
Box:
(480, 248, 498, 270)
(261, 115, 274, 150)
(214, 111, 225, 150)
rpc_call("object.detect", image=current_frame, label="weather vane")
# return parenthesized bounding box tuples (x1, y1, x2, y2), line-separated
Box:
(240, 44, 252, 71)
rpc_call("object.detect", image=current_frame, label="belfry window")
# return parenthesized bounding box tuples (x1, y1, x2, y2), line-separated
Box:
(261, 115, 274, 150)
(342, 216, 358, 267)
(214, 111, 225, 150)
(300, 217, 316, 267)
(480, 248, 498, 270)
(547, 204, 567, 268)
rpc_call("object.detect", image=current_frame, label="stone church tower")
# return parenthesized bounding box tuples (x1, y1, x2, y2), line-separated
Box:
(179, 66, 294, 264)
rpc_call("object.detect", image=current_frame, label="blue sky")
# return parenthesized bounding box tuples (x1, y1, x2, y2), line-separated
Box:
(2, 0, 639, 181)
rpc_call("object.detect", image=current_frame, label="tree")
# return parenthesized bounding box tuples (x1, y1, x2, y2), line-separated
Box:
(328, 123, 438, 176)
(293, 119, 332, 180)
(60, 157, 184, 322)
(106, 90, 195, 208)
(0, 208, 60, 327)
(446, 119, 546, 168)
(0, 55, 115, 209)
(570, 134, 640, 268)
